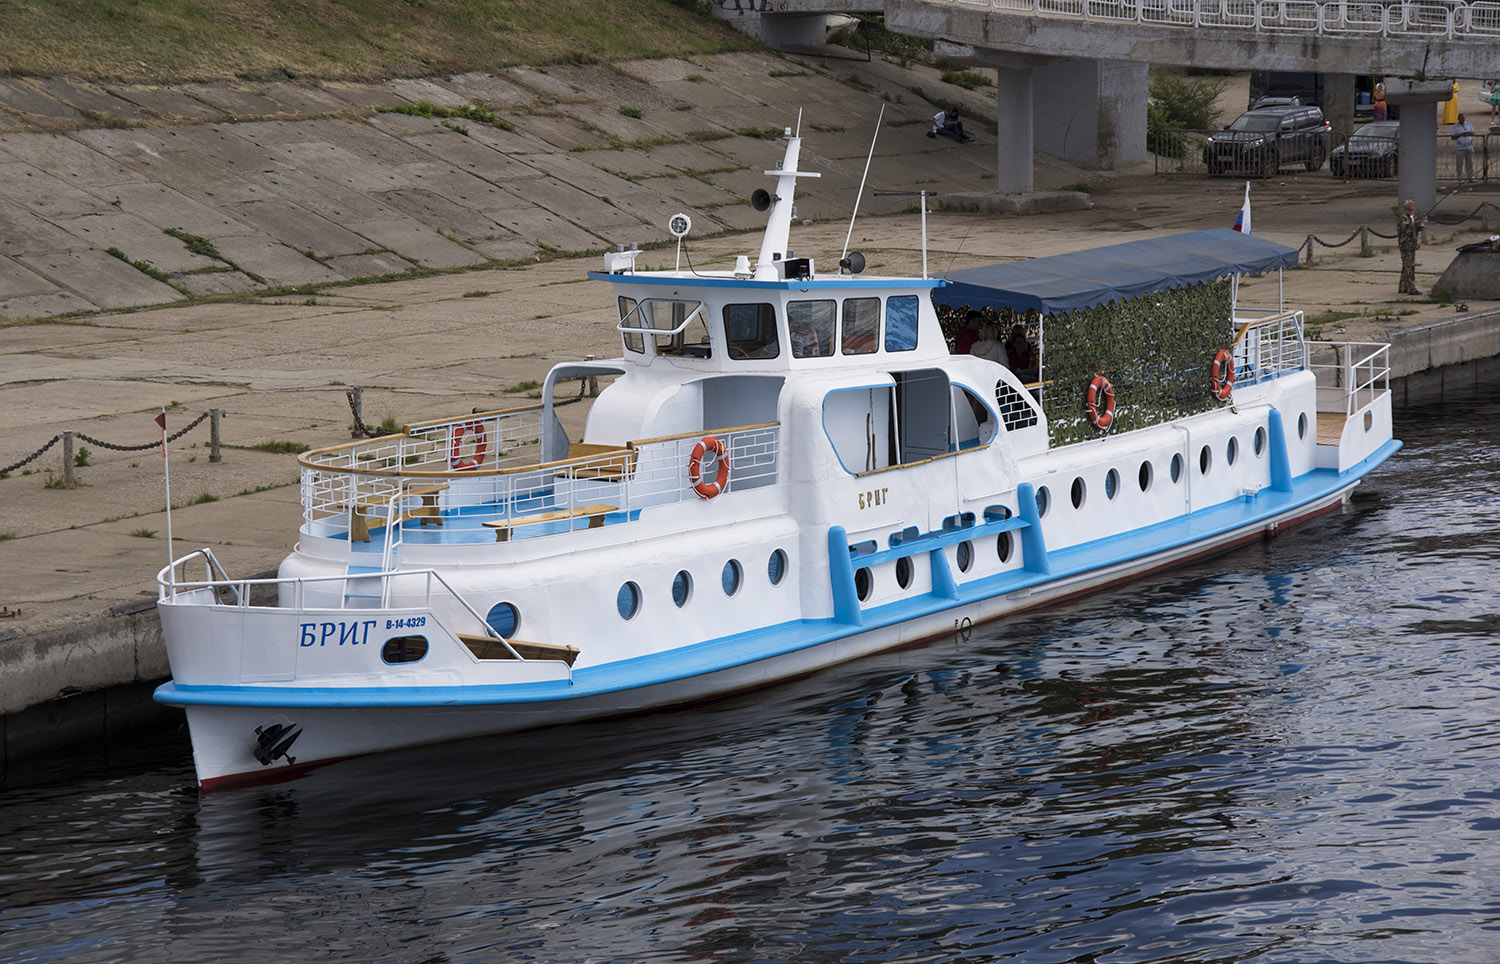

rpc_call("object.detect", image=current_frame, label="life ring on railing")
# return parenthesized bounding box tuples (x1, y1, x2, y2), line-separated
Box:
(1085, 375, 1116, 431)
(688, 435, 730, 499)
(449, 421, 488, 470)
(1211, 348, 1236, 401)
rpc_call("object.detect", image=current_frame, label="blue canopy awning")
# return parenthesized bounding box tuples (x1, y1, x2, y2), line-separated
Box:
(934, 228, 1300, 315)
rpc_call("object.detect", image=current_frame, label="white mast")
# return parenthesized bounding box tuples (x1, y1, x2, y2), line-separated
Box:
(753, 131, 820, 281)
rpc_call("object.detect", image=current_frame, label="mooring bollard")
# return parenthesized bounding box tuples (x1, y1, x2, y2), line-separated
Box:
(209, 409, 223, 462)
(62, 431, 75, 487)
(1359, 225, 1370, 257)
(584, 355, 598, 396)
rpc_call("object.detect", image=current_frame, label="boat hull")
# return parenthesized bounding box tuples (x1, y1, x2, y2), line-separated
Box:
(158, 475, 1370, 790)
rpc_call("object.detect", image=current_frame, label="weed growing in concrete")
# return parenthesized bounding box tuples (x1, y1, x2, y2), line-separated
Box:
(619, 105, 643, 118)
(190, 493, 218, 505)
(131, 528, 158, 538)
(74, 446, 91, 467)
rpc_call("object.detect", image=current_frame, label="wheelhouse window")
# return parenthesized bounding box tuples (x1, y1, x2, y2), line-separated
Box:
(788, 300, 834, 359)
(885, 296, 919, 352)
(618, 298, 710, 358)
(724, 303, 780, 360)
(617, 296, 643, 354)
(842, 298, 879, 355)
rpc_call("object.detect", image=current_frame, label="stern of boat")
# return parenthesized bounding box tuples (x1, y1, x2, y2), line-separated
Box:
(1309, 340, 1394, 472)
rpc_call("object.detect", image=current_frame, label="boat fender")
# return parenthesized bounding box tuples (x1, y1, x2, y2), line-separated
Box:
(449, 420, 488, 470)
(1211, 349, 1236, 401)
(1085, 375, 1115, 431)
(688, 435, 730, 499)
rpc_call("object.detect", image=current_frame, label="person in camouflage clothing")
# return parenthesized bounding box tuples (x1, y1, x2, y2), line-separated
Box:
(1398, 199, 1424, 295)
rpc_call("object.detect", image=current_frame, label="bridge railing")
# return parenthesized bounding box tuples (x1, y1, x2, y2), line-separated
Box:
(947, 0, 1500, 38)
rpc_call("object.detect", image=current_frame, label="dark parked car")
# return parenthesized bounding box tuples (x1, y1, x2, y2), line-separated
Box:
(1330, 121, 1399, 178)
(1203, 106, 1331, 175)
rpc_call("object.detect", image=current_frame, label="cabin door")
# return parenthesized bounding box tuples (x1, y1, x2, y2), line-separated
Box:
(892, 369, 951, 463)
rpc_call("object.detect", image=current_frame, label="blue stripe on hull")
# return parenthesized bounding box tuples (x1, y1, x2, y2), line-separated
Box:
(156, 439, 1400, 712)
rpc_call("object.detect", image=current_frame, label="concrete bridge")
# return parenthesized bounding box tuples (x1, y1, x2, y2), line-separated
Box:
(751, 0, 1500, 208)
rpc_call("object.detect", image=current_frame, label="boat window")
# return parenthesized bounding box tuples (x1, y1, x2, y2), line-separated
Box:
(725, 303, 780, 360)
(615, 299, 711, 358)
(382, 635, 428, 664)
(854, 567, 873, 601)
(885, 295, 919, 352)
(842, 297, 880, 355)
(722, 559, 743, 596)
(768, 549, 788, 585)
(672, 570, 693, 608)
(617, 296, 643, 354)
(956, 540, 973, 573)
(485, 602, 520, 638)
(953, 385, 997, 449)
(1036, 485, 1051, 517)
(789, 299, 835, 358)
(617, 581, 642, 620)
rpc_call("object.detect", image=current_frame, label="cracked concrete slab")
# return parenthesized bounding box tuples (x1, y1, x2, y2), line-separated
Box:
(208, 236, 343, 285)
(54, 211, 221, 274)
(0, 78, 83, 121)
(438, 72, 537, 107)
(0, 133, 142, 190)
(36, 78, 156, 123)
(227, 198, 382, 258)
(15, 249, 183, 309)
(103, 85, 226, 122)
(342, 219, 486, 269)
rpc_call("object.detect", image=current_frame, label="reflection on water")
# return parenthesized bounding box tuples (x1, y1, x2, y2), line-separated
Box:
(3, 393, 1500, 963)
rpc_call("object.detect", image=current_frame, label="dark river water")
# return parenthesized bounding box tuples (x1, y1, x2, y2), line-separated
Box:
(4, 389, 1500, 963)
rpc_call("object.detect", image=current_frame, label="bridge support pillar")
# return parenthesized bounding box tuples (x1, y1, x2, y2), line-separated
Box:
(1032, 59, 1147, 169)
(994, 66, 1035, 193)
(1388, 80, 1454, 213)
(1324, 74, 1356, 146)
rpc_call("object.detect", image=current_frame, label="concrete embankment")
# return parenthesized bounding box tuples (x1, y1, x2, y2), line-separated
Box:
(3, 53, 1499, 776)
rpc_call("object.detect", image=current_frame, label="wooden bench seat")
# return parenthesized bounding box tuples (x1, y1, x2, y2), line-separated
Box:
(346, 484, 450, 542)
(481, 503, 617, 542)
(457, 633, 580, 666)
(562, 443, 636, 482)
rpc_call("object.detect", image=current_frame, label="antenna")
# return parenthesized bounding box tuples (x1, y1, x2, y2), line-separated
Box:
(873, 189, 938, 280)
(842, 103, 885, 263)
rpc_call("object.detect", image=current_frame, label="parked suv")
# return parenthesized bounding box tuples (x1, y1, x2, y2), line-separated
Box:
(1203, 106, 1331, 175)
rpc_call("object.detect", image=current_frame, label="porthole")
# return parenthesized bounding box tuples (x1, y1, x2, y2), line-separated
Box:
(672, 570, 692, 608)
(1138, 460, 1153, 492)
(722, 559, 743, 596)
(997, 531, 1013, 563)
(1105, 468, 1120, 501)
(1226, 437, 1239, 466)
(382, 635, 428, 664)
(896, 556, 913, 589)
(486, 601, 520, 638)
(1070, 476, 1086, 509)
(1364, 411, 1373, 432)
(1170, 454, 1184, 483)
(956, 540, 974, 573)
(1199, 444, 1212, 475)
(855, 567, 873, 601)
(1298, 413, 1308, 440)
(768, 549, 788, 586)
(1036, 485, 1051, 518)
(617, 581, 642, 620)
(1254, 426, 1267, 456)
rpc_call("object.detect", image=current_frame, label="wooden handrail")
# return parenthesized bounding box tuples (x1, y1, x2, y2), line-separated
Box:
(405, 403, 543, 431)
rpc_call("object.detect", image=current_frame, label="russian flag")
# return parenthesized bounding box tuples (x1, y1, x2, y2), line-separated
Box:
(1232, 181, 1251, 234)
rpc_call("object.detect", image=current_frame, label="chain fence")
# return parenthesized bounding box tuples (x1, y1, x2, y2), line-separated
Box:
(2, 411, 216, 477)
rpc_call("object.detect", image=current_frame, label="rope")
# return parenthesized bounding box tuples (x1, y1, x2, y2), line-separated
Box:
(2, 412, 213, 474)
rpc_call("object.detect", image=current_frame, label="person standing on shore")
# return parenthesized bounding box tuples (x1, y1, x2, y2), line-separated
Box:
(1451, 113, 1475, 181)
(1398, 199, 1424, 296)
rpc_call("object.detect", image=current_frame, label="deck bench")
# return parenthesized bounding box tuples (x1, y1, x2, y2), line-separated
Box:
(457, 633, 581, 666)
(481, 503, 617, 542)
(347, 483, 450, 542)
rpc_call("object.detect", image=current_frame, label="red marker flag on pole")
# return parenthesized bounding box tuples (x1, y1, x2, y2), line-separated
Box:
(155, 410, 167, 458)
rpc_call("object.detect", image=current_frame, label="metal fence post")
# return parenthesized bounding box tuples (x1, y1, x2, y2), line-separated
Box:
(62, 431, 75, 487)
(349, 388, 364, 438)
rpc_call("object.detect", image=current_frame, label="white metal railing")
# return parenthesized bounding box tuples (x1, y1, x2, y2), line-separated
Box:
(298, 418, 782, 542)
(158, 548, 524, 658)
(941, 0, 1500, 39)
(1232, 309, 1308, 386)
(1309, 341, 1391, 417)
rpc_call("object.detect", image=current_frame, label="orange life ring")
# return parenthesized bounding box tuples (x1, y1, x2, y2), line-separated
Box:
(449, 421, 488, 470)
(688, 435, 730, 499)
(1085, 375, 1115, 430)
(1211, 348, 1236, 401)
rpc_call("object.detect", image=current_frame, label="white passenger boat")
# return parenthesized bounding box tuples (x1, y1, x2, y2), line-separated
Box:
(155, 131, 1400, 789)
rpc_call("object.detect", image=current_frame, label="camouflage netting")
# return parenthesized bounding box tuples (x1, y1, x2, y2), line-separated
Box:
(939, 279, 1235, 446)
